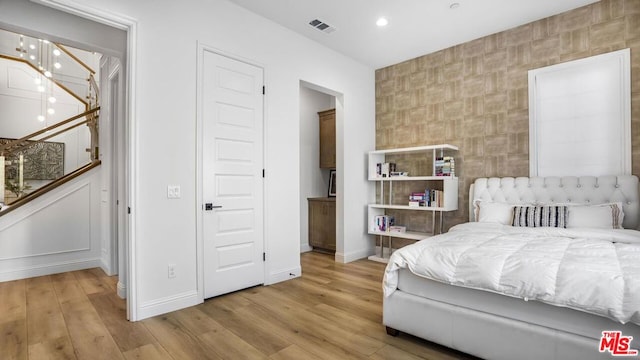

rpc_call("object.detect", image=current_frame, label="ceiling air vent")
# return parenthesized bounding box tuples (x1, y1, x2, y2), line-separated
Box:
(309, 19, 336, 34)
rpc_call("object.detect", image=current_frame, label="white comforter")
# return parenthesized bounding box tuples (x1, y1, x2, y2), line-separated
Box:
(383, 222, 640, 325)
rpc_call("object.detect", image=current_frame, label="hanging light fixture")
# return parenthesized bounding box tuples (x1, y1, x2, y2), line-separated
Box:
(14, 32, 59, 127)
(16, 35, 26, 58)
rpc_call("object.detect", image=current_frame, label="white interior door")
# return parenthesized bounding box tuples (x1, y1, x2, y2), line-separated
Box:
(202, 51, 264, 299)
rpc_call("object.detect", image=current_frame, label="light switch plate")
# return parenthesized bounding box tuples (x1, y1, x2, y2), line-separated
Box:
(167, 185, 181, 199)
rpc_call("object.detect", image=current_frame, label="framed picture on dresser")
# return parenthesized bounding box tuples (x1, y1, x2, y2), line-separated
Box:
(328, 170, 336, 197)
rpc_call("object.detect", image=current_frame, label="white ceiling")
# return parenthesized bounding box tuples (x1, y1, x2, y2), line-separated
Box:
(228, 0, 599, 69)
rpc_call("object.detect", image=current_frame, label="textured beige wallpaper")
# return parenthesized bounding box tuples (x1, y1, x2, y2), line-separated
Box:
(375, 0, 640, 235)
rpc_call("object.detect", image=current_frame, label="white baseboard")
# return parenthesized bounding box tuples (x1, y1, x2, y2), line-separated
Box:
(266, 266, 301, 285)
(117, 281, 126, 299)
(335, 247, 374, 263)
(100, 258, 117, 276)
(137, 290, 202, 320)
(0, 258, 103, 282)
(300, 243, 313, 253)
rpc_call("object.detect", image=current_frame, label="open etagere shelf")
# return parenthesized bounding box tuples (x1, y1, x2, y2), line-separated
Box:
(367, 144, 459, 263)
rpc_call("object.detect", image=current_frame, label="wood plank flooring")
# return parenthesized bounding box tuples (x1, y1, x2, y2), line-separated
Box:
(0, 251, 477, 359)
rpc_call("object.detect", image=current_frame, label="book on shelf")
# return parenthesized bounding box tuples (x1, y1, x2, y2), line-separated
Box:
(428, 189, 444, 208)
(408, 189, 444, 207)
(434, 156, 455, 177)
(388, 226, 406, 233)
(372, 215, 394, 232)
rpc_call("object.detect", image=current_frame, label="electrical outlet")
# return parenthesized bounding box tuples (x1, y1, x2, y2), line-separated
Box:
(168, 264, 176, 279)
(167, 185, 181, 199)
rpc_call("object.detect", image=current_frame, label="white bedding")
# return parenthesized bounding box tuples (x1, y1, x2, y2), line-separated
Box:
(383, 222, 640, 325)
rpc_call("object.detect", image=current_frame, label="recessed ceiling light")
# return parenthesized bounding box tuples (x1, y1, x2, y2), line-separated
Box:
(450, 3, 460, 9)
(376, 17, 388, 27)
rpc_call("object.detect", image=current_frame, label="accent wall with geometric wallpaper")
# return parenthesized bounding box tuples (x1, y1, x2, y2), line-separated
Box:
(375, 0, 640, 238)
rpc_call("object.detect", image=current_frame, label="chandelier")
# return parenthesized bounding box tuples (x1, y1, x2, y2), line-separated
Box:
(15, 34, 63, 127)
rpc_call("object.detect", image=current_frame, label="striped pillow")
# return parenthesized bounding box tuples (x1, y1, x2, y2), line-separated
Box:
(512, 205, 567, 228)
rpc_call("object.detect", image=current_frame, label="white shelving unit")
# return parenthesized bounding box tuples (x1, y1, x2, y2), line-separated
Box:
(367, 144, 459, 263)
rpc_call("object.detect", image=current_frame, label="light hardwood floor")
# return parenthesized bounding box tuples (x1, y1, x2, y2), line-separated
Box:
(0, 251, 477, 360)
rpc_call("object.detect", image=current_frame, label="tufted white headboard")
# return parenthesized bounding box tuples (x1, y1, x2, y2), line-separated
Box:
(469, 175, 640, 229)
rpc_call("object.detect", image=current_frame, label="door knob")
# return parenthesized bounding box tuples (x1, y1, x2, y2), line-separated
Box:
(205, 203, 222, 211)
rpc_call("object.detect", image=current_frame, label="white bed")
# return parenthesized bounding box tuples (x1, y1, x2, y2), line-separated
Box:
(383, 176, 640, 360)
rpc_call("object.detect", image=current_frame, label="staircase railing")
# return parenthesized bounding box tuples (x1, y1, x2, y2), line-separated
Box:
(0, 29, 101, 216)
(0, 107, 101, 215)
(0, 54, 88, 107)
(55, 43, 100, 110)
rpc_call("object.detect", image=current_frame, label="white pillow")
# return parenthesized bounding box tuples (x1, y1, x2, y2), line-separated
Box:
(476, 201, 515, 225)
(566, 203, 624, 229)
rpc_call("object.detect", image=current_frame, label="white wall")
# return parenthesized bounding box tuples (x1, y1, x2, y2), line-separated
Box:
(299, 85, 334, 252)
(0, 168, 102, 281)
(6, 0, 376, 320)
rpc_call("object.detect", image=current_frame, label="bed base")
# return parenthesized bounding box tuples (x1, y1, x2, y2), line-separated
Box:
(384, 290, 622, 360)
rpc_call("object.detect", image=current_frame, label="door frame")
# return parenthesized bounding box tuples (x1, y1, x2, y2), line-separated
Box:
(35, 0, 140, 320)
(196, 42, 267, 301)
(106, 57, 128, 300)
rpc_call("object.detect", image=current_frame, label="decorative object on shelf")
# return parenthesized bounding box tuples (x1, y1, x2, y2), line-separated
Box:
(376, 162, 397, 178)
(328, 169, 336, 197)
(373, 215, 394, 232)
